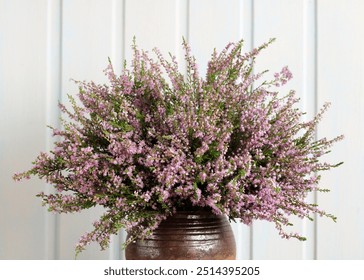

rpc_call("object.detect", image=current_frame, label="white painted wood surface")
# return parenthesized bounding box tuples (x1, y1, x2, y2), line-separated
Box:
(0, 0, 48, 259)
(316, 0, 364, 259)
(0, 0, 361, 259)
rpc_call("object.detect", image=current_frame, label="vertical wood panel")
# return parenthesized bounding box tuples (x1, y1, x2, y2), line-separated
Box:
(189, 0, 250, 260)
(189, 0, 242, 77)
(302, 0, 317, 260)
(176, 0, 189, 74)
(124, 0, 182, 57)
(108, 0, 125, 260)
(240, 0, 254, 260)
(252, 0, 306, 259)
(316, 0, 364, 259)
(122, 0, 187, 259)
(45, 0, 62, 260)
(59, 0, 114, 260)
(0, 0, 48, 259)
(109, 0, 188, 259)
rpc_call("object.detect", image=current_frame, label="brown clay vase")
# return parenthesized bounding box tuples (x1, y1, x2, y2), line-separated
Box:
(125, 208, 236, 260)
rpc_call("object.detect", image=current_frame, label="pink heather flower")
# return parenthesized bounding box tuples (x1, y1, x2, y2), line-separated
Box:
(274, 66, 293, 86)
(14, 38, 343, 255)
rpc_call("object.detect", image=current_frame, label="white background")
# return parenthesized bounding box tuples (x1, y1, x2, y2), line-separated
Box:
(0, 0, 362, 260)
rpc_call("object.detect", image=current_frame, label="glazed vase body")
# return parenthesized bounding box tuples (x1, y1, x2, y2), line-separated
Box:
(125, 208, 236, 260)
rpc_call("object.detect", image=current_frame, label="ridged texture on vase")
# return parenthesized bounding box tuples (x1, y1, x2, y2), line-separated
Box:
(125, 209, 236, 260)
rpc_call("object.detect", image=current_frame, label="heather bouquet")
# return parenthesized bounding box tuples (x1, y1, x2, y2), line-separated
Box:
(14, 38, 343, 255)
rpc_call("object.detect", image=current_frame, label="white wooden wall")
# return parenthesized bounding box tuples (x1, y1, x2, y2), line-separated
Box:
(0, 0, 362, 259)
